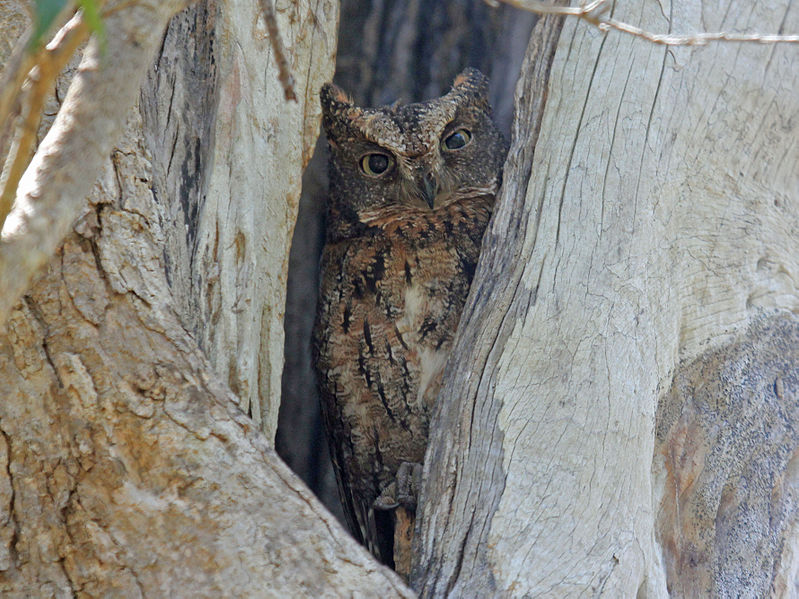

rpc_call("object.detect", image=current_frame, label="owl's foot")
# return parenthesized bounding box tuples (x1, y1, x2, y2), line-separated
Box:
(396, 461, 423, 508)
(373, 461, 423, 511)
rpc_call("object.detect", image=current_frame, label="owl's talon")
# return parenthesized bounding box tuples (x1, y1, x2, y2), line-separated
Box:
(374, 461, 423, 511)
(374, 482, 399, 510)
(396, 461, 423, 509)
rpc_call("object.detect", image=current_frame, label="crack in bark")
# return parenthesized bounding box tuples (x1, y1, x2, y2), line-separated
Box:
(86, 211, 117, 304)
(21, 296, 66, 393)
(445, 506, 478, 596)
(0, 428, 19, 572)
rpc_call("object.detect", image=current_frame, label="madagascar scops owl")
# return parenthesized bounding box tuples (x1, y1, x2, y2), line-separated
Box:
(313, 68, 508, 568)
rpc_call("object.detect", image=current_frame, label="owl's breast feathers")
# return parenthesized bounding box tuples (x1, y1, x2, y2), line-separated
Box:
(314, 195, 493, 547)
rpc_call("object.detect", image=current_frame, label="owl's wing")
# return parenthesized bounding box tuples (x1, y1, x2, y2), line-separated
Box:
(319, 401, 395, 565)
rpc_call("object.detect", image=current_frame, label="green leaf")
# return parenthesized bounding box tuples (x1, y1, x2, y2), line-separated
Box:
(77, 0, 106, 53)
(31, 0, 68, 49)
(30, 1, 106, 54)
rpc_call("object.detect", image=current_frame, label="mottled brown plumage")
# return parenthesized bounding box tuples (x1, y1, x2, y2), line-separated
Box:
(313, 69, 507, 570)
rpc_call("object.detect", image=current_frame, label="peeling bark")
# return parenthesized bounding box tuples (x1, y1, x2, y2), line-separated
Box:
(656, 315, 799, 597)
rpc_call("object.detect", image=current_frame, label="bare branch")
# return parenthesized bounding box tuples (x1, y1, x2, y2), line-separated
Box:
(496, 0, 603, 16)
(500, 0, 799, 45)
(258, 0, 297, 101)
(0, 14, 90, 224)
(0, 1, 80, 135)
(0, 32, 34, 149)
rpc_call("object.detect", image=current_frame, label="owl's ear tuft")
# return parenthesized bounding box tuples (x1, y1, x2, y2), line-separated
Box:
(320, 83, 364, 141)
(451, 68, 490, 103)
(320, 83, 353, 113)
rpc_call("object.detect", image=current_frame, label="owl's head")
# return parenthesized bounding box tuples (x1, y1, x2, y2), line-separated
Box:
(320, 68, 508, 238)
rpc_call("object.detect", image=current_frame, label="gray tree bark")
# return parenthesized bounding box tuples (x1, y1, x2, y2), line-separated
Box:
(415, 2, 799, 597)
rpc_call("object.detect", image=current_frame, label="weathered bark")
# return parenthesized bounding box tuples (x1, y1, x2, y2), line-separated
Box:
(277, 0, 536, 518)
(4, 0, 798, 594)
(416, 2, 799, 597)
(0, 200, 409, 596)
(0, 1, 413, 595)
(656, 317, 799, 597)
(138, 0, 337, 439)
(0, 0, 192, 328)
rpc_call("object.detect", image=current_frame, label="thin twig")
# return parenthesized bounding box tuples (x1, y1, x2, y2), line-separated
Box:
(258, 0, 297, 102)
(0, 102, 21, 182)
(0, 1, 82, 134)
(500, 0, 799, 45)
(0, 1, 114, 146)
(499, 0, 604, 16)
(0, 32, 35, 146)
(0, 14, 90, 224)
(0, 74, 46, 225)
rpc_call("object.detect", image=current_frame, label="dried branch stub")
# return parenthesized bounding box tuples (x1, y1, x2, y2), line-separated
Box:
(259, 0, 297, 102)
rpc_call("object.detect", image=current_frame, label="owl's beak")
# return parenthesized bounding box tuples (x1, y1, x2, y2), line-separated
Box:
(421, 172, 437, 209)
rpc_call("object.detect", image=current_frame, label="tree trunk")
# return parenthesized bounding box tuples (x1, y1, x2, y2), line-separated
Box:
(415, 3, 799, 597)
(0, 1, 412, 595)
(3, 0, 798, 595)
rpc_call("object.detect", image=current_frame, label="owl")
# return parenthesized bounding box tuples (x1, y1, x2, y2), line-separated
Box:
(313, 68, 508, 573)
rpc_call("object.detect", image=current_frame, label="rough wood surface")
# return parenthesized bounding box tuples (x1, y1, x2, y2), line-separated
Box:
(0, 190, 410, 594)
(0, 0, 192, 328)
(412, 13, 565, 596)
(656, 315, 799, 597)
(415, 1, 799, 596)
(140, 0, 338, 440)
(0, 1, 414, 595)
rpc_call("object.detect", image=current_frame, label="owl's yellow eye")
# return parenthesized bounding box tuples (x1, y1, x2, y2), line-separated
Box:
(360, 153, 394, 177)
(442, 128, 472, 151)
